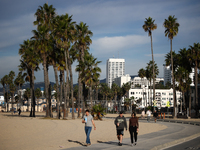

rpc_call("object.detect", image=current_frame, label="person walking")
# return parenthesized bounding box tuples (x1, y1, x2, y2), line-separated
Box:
(147, 109, 151, 122)
(153, 110, 158, 123)
(82, 109, 96, 146)
(129, 112, 139, 146)
(141, 110, 145, 119)
(114, 111, 127, 146)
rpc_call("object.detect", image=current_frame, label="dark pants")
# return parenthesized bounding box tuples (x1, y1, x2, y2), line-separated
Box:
(85, 126, 92, 144)
(129, 126, 137, 143)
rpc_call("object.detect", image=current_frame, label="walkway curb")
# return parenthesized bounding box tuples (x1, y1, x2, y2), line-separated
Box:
(151, 132, 200, 150)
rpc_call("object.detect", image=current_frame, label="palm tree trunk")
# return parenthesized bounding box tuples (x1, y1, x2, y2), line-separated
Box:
(53, 65, 60, 119)
(151, 35, 156, 107)
(194, 62, 198, 113)
(62, 70, 67, 119)
(59, 70, 63, 119)
(30, 69, 35, 117)
(6, 86, 9, 112)
(43, 58, 50, 117)
(69, 61, 75, 119)
(90, 86, 93, 110)
(77, 75, 81, 118)
(170, 39, 177, 118)
(189, 87, 191, 117)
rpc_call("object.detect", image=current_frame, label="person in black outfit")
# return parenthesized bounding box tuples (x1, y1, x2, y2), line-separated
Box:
(129, 112, 139, 146)
(153, 110, 158, 123)
(114, 111, 127, 146)
(18, 108, 21, 115)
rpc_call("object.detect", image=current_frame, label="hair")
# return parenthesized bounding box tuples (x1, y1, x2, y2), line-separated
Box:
(132, 112, 136, 116)
(119, 111, 123, 114)
(85, 109, 90, 113)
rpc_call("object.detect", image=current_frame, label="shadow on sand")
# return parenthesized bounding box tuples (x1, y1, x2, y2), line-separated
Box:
(97, 140, 129, 146)
(68, 140, 86, 147)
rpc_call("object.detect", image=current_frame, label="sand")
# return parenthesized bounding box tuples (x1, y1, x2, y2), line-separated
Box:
(0, 112, 167, 150)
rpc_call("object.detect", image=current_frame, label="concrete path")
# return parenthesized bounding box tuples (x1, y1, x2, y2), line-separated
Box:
(65, 119, 200, 150)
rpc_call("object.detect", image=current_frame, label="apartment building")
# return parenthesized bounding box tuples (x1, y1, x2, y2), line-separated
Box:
(106, 58, 125, 88)
(128, 88, 181, 108)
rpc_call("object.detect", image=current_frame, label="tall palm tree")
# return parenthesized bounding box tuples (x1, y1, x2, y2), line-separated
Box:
(143, 17, 157, 106)
(54, 14, 76, 119)
(33, 3, 56, 118)
(164, 15, 180, 118)
(75, 22, 93, 117)
(19, 39, 41, 117)
(77, 53, 101, 110)
(8, 71, 15, 113)
(188, 43, 200, 111)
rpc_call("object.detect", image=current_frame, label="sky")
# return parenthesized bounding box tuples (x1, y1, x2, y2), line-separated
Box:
(0, 0, 200, 86)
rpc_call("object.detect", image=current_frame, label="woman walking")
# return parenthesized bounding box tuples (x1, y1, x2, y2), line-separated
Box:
(129, 112, 139, 146)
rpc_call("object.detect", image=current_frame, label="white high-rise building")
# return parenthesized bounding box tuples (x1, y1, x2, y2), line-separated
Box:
(163, 64, 171, 86)
(106, 58, 125, 88)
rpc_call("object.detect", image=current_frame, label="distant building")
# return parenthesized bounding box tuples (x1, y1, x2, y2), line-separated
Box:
(106, 58, 125, 88)
(113, 74, 131, 87)
(163, 64, 171, 86)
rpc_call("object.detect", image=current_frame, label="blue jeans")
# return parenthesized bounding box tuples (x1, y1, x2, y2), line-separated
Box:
(85, 126, 92, 144)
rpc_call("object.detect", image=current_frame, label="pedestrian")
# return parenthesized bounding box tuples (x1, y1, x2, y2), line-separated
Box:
(147, 109, 151, 122)
(129, 112, 139, 146)
(153, 110, 158, 123)
(141, 109, 145, 119)
(18, 108, 21, 116)
(114, 111, 127, 146)
(82, 109, 96, 146)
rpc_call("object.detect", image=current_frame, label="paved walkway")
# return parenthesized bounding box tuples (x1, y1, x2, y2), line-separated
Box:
(65, 118, 200, 150)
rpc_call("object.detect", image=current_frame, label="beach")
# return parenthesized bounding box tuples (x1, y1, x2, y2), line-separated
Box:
(0, 112, 167, 150)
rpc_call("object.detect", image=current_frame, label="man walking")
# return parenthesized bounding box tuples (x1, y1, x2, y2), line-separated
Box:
(114, 111, 127, 146)
(147, 109, 151, 122)
(82, 110, 96, 146)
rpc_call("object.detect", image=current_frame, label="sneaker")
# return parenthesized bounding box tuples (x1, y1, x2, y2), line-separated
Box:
(135, 142, 137, 146)
(131, 143, 134, 147)
(118, 143, 122, 146)
(87, 144, 91, 146)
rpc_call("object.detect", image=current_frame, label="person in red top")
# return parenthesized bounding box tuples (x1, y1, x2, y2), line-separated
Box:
(129, 112, 139, 146)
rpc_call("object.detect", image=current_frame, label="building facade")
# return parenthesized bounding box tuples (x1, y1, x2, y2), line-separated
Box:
(106, 58, 125, 88)
(113, 74, 131, 87)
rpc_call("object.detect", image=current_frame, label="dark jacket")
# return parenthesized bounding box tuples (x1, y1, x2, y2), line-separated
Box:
(114, 115, 127, 130)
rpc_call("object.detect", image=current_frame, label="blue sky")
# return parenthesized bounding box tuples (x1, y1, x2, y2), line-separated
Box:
(0, 0, 200, 85)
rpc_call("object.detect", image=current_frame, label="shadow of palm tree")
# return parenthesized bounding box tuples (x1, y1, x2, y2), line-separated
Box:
(68, 140, 85, 146)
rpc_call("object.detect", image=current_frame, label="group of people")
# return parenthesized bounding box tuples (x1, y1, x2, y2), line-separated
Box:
(82, 110, 139, 147)
(82, 109, 160, 147)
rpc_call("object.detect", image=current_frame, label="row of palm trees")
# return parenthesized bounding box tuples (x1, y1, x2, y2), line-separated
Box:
(0, 3, 101, 119)
(143, 15, 200, 118)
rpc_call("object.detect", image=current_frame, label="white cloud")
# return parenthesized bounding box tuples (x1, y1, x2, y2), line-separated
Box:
(91, 35, 149, 56)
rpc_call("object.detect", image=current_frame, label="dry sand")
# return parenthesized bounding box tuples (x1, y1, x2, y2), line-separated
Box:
(0, 112, 167, 150)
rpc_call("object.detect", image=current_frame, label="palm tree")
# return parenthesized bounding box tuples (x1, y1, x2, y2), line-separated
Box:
(146, 61, 159, 106)
(143, 17, 157, 107)
(138, 68, 146, 107)
(0, 75, 7, 109)
(75, 22, 93, 117)
(35, 88, 42, 112)
(33, 3, 56, 118)
(164, 15, 180, 118)
(24, 88, 31, 111)
(100, 83, 110, 113)
(111, 83, 120, 112)
(19, 39, 41, 117)
(14, 72, 25, 109)
(77, 53, 101, 110)
(8, 71, 15, 113)
(188, 43, 200, 111)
